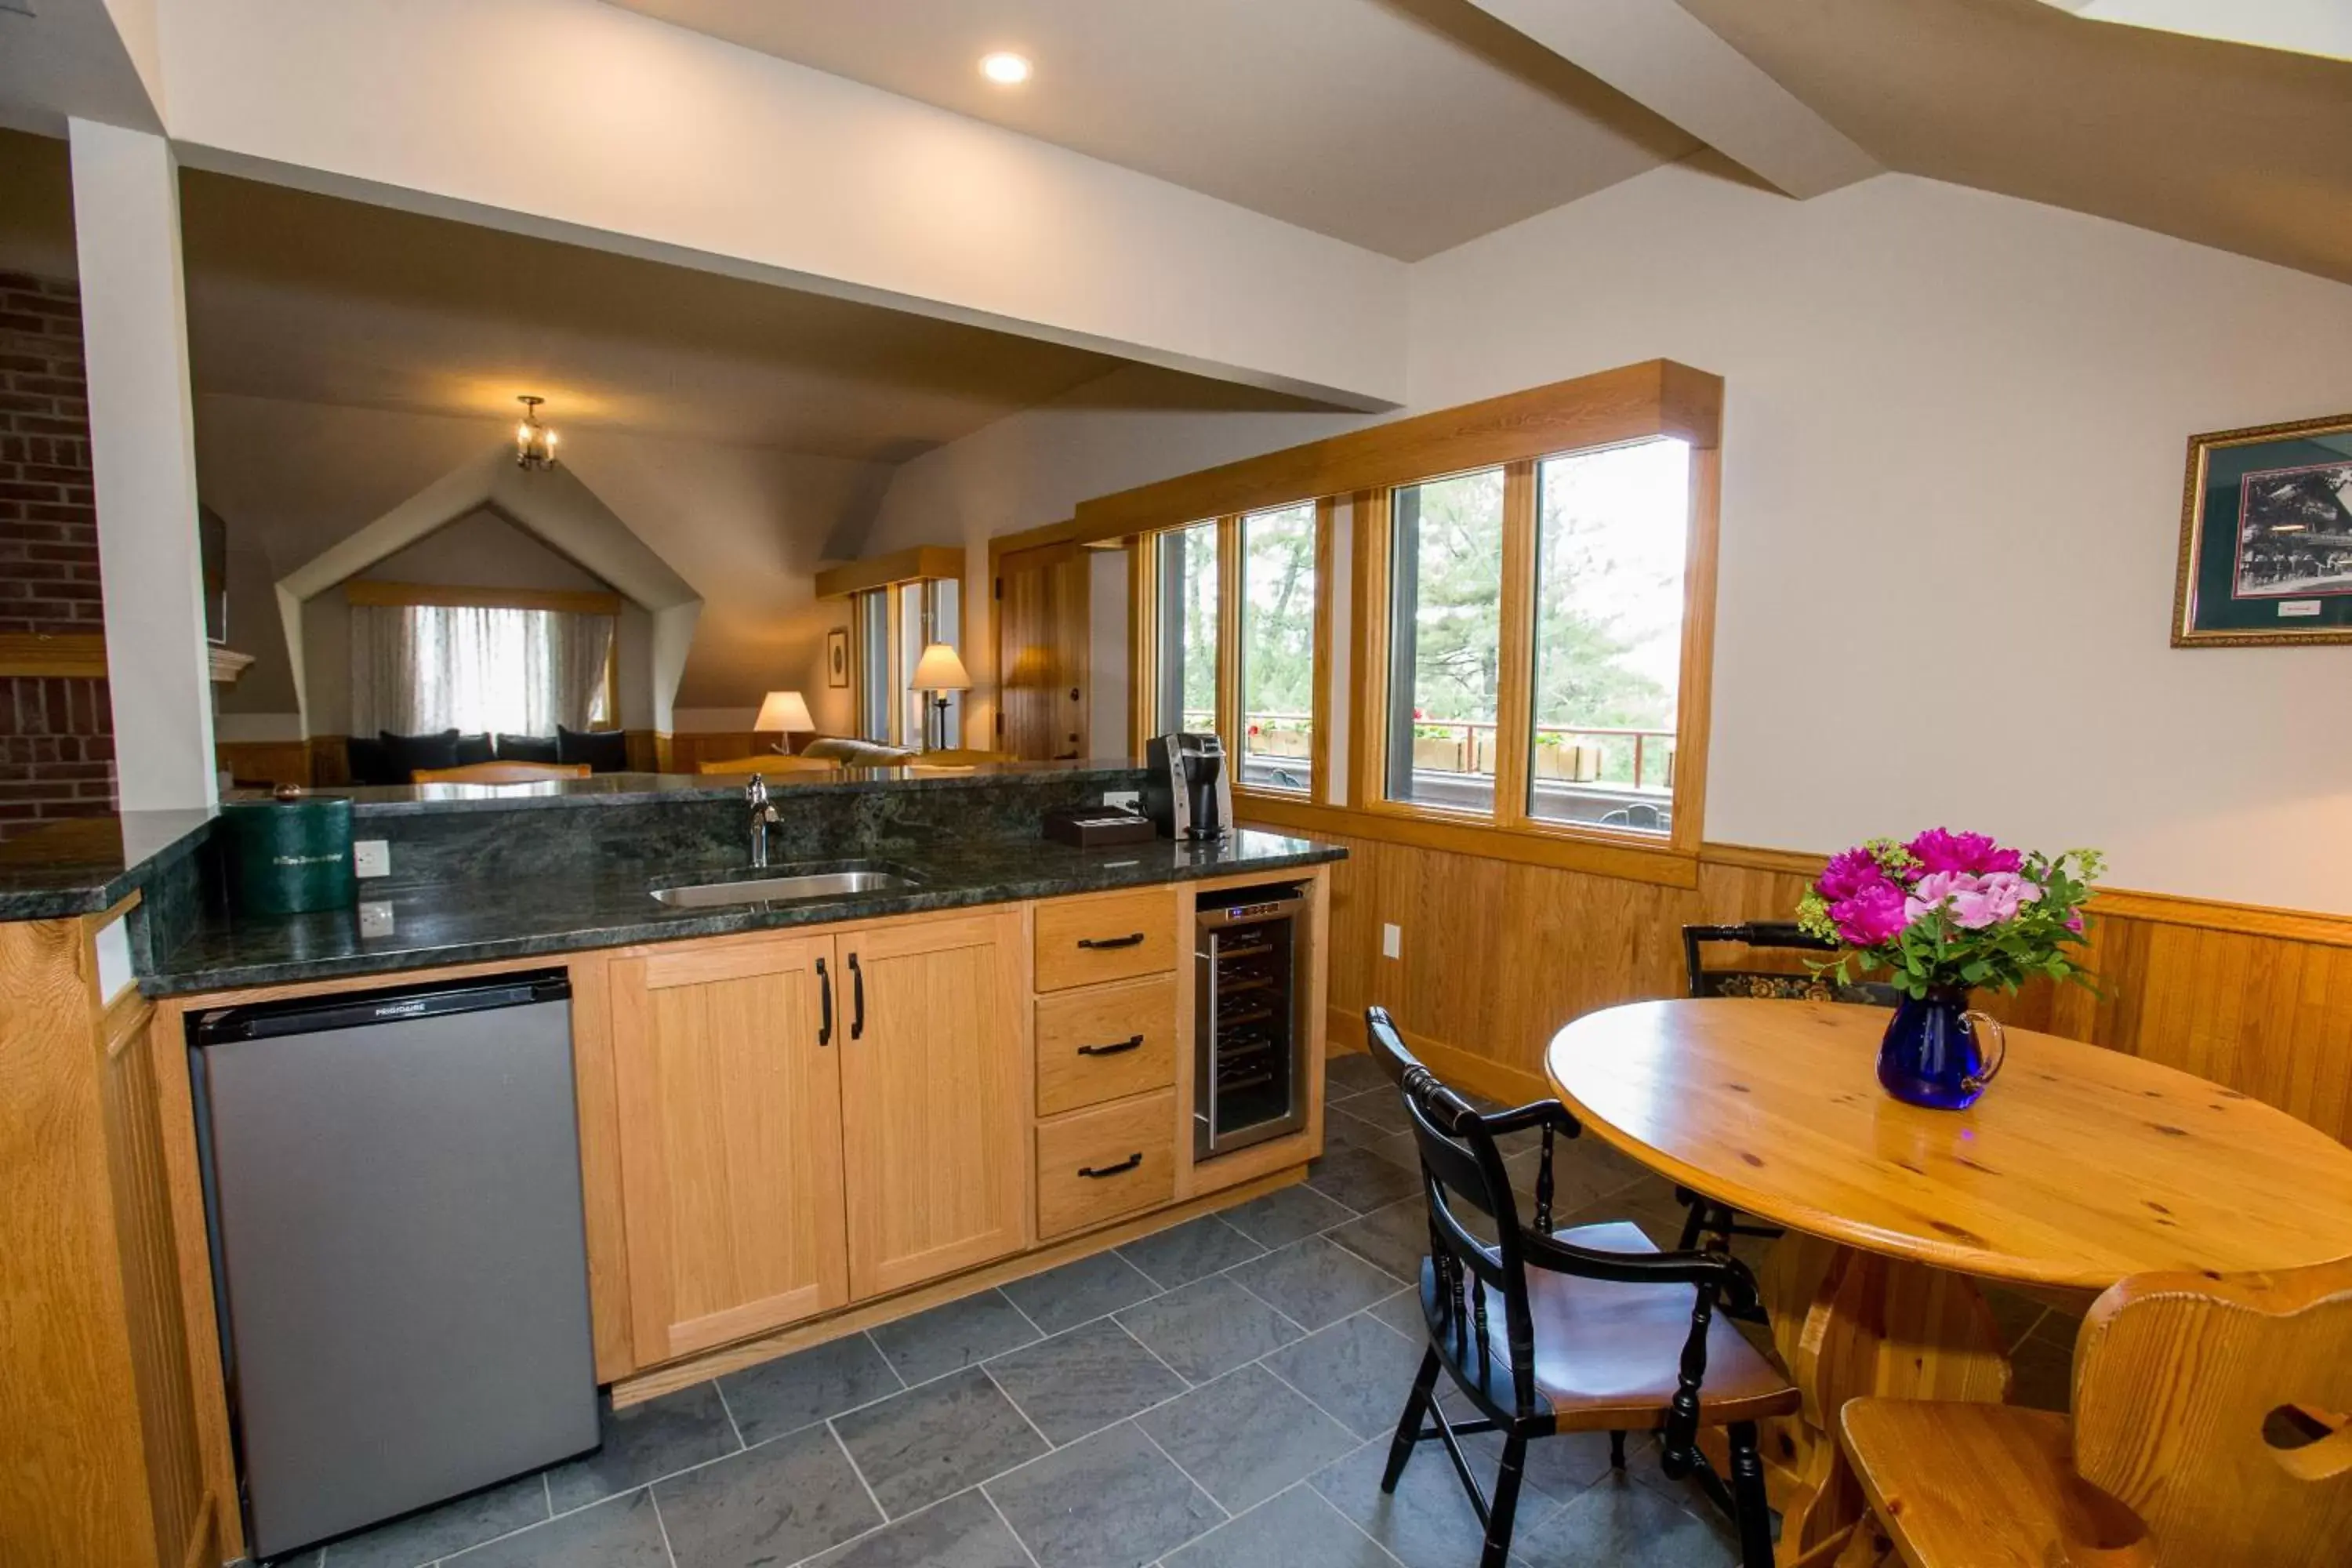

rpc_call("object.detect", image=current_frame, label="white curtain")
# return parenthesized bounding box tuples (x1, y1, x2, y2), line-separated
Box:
(351, 604, 615, 735)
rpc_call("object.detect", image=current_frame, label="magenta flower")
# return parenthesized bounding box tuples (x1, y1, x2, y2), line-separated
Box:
(1831, 881, 1908, 946)
(1817, 846, 1891, 901)
(1907, 828, 2017, 876)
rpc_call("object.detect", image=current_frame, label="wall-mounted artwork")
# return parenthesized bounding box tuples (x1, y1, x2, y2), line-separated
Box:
(826, 627, 850, 687)
(2175, 412, 2352, 645)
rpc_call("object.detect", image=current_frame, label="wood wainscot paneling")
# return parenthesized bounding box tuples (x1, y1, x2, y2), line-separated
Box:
(216, 739, 314, 789)
(1287, 824, 2352, 1147)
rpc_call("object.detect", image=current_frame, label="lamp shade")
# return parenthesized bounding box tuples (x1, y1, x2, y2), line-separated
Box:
(753, 690, 815, 733)
(909, 643, 972, 693)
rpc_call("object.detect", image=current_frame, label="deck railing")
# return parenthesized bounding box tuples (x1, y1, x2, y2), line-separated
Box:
(1185, 710, 1675, 793)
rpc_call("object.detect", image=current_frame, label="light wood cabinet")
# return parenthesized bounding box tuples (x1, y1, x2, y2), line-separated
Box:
(610, 935, 850, 1365)
(837, 911, 1029, 1298)
(1036, 1091, 1178, 1239)
(1034, 974, 1178, 1116)
(1034, 887, 1180, 991)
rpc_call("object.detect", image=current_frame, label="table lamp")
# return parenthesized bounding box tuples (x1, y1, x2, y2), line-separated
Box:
(909, 643, 971, 751)
(753, 689, 815, 753)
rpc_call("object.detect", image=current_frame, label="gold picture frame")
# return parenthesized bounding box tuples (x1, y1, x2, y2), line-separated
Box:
(2173, 412, 2352, 646)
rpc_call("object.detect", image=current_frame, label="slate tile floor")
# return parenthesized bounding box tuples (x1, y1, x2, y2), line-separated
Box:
(285, 1068, 2085, 1568)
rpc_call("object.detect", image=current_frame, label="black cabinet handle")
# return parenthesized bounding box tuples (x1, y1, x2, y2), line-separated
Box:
(1076, 932, 1147, 951)
(815, 956, 833, 1047)
(1077, 1034, 1145, 1058)
(1077, 1152, 1144, 1179)
(848, 951, 866, 1040)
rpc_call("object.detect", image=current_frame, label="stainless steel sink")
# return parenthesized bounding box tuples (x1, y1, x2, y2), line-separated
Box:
(650, 869, 920, 909)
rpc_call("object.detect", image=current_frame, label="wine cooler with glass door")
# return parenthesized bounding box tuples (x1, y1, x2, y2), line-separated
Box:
(1194, 883, 1310, 1160)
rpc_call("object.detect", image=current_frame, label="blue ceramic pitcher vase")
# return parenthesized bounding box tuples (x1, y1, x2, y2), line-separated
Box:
(1877, 985, 2007, 1110)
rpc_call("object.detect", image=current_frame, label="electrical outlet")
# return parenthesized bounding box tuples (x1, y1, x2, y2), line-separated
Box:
(1102, 789, 1141, 811)
(353, 839, 390, 879)
(358, 901, 397, 938)
(1381, 922, 1402, 959)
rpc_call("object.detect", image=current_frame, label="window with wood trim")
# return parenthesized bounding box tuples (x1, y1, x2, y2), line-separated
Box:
(1090, 361, 1719, 876)
(1364, 434, 1699, 844)
(852, 578, 964, 747)
(1134, 504, 1330, 797)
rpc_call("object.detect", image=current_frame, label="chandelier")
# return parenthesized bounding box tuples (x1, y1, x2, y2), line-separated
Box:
(515, 395, 559, 470)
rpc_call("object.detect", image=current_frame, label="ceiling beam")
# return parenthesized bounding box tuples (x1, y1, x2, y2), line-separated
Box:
(1463, 0, 1878, 199)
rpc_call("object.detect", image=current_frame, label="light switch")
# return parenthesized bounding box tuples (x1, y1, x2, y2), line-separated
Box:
(354, 839, 390, 878)
(1381, 923, 1402, 960)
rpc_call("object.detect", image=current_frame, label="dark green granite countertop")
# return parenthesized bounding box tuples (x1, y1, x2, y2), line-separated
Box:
(0, 762, 1136, 921)
(0, 811, 217, 920)
(143, 829, 1342, 997)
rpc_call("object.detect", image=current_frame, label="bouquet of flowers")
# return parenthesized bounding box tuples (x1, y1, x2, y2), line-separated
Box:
(1795, 829, 2103, 1000)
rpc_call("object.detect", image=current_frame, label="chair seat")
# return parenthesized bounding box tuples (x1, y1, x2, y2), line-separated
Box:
(1840, 1399, 2151, 1568)
(1422, 1221, 1799, 1429)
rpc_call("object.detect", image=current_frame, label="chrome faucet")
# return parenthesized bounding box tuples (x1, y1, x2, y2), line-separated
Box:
(746, 775, 779, 869)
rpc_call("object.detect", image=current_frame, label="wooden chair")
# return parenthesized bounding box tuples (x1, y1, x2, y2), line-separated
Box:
(695, 755, 839, 775)
(1675, 922, 1900, 1256)
(1365, 1006, 1795, 1568)
(1840, 1258, 2352, 1568)
(410, 761, 590, 784)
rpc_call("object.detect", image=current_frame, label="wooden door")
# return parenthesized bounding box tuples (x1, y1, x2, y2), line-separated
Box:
(837, 912, 1029, 1298)
(610, 936, 849, 1364)
(997, 542, 1091, 760)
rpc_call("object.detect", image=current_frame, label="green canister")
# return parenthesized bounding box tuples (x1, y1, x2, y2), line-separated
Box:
(222, 787, 357, 916)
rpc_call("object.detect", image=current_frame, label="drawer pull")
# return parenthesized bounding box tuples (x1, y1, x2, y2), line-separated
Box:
(1077, 1034, 1146, 1058)
(1077, 932, 1147, 951)
(1077, 1152, 1145, 1179)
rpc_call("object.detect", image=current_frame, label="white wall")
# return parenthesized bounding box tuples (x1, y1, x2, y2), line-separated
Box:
(152, 0, 1406, 407)
(866, 166, 2352, 913)
(1410, 165, 2352, 912)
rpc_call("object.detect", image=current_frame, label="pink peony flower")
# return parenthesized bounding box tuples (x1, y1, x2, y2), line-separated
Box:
(1907, 828, 2018, 877)
(2066, 912, 2085, 934)
(1948, 871, 2038, 929)
(1817, 846, 1891, 902)
(1905, 870, 2042, 930)
(1830, 880, 1909, 946)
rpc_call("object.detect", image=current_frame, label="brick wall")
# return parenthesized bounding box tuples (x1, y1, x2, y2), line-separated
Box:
(0, 270, 114, 840)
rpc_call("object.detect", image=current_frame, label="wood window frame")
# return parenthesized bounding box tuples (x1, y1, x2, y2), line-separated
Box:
(1083, 361, 1721, 887)
(1122, 503, 1336, 802)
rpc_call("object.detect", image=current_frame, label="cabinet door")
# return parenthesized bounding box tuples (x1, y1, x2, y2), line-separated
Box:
(611, 936, 848, 1364)
(838, 912, 1029, 1298)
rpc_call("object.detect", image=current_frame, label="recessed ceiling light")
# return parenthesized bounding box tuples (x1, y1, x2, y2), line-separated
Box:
(979, 52, 1032, 85)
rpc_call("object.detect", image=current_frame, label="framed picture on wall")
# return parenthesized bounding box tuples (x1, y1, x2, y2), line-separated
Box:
(826, 627, 850, 687)
(2175, 412, 2352, 645)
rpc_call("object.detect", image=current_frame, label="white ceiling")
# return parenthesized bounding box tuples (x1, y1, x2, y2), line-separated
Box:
(602, 0, 1700, 261)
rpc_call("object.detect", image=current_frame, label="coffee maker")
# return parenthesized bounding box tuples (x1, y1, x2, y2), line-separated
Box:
(1145, 732, 1234, 841)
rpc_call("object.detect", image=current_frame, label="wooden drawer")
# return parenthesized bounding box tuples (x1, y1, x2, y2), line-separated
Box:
(1035, 975, 1178, 1117)
(1036, 1091, 1177, 1239)
(1033, 889, 1178, 992)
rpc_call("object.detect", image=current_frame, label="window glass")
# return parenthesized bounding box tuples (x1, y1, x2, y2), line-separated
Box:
(351, 604, 612, 737)
(1152, 522, 1218, 738)
(1238, 503, 1316, 793)
(855, 587, 892, 742)
(1384, 468, 1505, 812)
(1527, 439, 1689, 835)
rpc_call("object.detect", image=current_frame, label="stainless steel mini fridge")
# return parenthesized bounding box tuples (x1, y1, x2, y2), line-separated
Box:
(189, 971, 599, 1559)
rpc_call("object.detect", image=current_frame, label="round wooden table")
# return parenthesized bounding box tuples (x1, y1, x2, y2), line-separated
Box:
(1544, 998, 2352, 1568)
